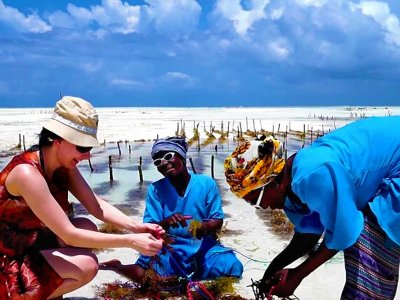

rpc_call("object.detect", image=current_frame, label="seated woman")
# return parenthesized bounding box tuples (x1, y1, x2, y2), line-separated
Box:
(0, 96, 163, 299)
(100, 137, 243, 282)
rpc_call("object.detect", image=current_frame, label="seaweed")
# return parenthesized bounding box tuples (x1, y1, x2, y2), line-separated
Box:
(95, 277, 247, 300)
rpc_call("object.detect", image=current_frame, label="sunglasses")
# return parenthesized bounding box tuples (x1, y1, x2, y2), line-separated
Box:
(153, 152, 175, 167)
(76, 146, 93, 153)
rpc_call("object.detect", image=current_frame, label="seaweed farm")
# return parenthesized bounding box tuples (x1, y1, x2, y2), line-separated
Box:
(1, 106, 399, 299)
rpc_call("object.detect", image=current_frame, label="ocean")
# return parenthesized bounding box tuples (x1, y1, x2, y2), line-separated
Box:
(0, 106, 397, 153)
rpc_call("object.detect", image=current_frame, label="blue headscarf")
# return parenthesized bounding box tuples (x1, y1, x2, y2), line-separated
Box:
(151, 137, 188, 160)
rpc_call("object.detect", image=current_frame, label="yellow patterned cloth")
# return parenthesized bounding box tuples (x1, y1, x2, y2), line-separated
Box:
(224, 136, 285, 198)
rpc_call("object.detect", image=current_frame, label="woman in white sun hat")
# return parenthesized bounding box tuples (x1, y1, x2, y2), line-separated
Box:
(0, 96, 164, 299)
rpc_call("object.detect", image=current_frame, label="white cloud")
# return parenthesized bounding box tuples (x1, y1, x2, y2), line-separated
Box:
(47, 11, 75, 29)
(215, 0, 270, 36)
(353, 1, 400, 46)
(269, 7, 285, 20)
(47, 0, 200, 36)
(165, 72, 193, 82)
(267, 38, 290, 59)
(54, 0, 140, 34)
(0, 0, 51, 33)
(142, 0, 201, 35)
(110, 78, 144, 88)
(294, 0, 328, 8)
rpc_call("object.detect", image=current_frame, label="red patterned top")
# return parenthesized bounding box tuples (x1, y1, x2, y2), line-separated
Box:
(0, 150, 73, 256)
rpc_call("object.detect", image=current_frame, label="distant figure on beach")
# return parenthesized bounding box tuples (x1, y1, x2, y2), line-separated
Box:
(100, 136, 243, 283)
(224, 116, 400, 300)
(0, 96, 163, 299)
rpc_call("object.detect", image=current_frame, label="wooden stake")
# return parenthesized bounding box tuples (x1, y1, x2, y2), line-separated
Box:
(117, 141, 121, 156)
(211, 155, 215, 179)
(189, 157, 197, 174)
(88, 158, 94, 173)
(138, 156, 143, 182)
(108, 155, 113, 181)
(310, 128, 314, 144)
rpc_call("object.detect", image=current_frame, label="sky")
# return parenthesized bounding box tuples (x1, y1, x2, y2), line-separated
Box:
(0, 0, 399, 107)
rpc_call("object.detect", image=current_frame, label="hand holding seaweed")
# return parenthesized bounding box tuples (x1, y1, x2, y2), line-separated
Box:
(189, 219, 223, 239)
(269, 269, 301, 298)
(135, 222, 165, 238)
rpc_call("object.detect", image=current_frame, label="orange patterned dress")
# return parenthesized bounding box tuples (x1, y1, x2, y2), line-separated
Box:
(0, 151, 73, 299)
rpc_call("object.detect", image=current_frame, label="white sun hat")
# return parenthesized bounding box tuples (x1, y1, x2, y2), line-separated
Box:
(43, 96, 100, 147)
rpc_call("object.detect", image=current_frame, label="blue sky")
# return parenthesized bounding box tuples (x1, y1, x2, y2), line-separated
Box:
(0, 0, 399, 107)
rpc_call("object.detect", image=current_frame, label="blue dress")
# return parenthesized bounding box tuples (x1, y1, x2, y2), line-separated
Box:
(284, 116, 400, 250)
(136, 173, 243, 279)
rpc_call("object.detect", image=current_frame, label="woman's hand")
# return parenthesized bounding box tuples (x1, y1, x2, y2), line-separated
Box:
(134, 223, 165, 238)
(129, 233, 163, 256)
(159, 213, 192, 230)
(269, 268, 302, 298)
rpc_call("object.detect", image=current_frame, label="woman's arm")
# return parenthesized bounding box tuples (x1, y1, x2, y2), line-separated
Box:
(261, 232, 321, 288)
(271, 241, 338, 297)
(5, 165, 162, 255)
(66, 167, 163, 235)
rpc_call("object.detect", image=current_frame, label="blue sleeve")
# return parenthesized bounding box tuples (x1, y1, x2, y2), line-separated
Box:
(143, 184, 164, 223)
(205, 177, 224, 219)
(292, 162, 364, 250)
(283, 201, 324, 235)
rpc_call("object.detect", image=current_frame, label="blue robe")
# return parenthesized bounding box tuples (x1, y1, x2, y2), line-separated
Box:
(136, 173, 243, 279)
(284, 116, 400, 250)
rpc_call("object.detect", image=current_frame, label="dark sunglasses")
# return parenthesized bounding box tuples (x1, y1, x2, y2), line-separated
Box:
(76, 146, 93, 153)
(153, 152, 175, 167)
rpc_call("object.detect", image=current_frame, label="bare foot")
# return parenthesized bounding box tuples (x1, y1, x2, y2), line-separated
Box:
(99, 260, 146, 282)
(99, 259, 122, 271)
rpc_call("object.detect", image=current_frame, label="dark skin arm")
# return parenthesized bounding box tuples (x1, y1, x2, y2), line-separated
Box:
(271, 241, 338, 297)
(259, 232, 322, 295)
(194, 218, 223, 238)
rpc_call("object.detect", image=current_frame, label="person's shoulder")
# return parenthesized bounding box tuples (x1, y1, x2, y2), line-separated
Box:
(293, 149, 334, 181)
(151, 177, 169, 187)
(5, 163, 42, 193)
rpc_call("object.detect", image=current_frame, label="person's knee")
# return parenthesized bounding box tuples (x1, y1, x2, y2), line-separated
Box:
(202, 253, 244, 279)
(230, 258, 244, 277)
(80, 255, 99, 283)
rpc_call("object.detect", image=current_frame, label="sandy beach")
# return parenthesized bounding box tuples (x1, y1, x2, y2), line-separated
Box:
(0, 106, 399, 299)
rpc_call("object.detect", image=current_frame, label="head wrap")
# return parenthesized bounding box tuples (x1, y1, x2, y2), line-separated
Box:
(151, 137, 188, 160)
(224, 136, 285, 198)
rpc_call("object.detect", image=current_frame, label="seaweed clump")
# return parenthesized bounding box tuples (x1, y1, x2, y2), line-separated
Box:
(95, 277, 248, 300)
(270, 210, 294, 234)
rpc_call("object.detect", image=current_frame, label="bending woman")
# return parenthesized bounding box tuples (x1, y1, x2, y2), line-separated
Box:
(225, 117, 400, 300)
(0, 96, 163, 299)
